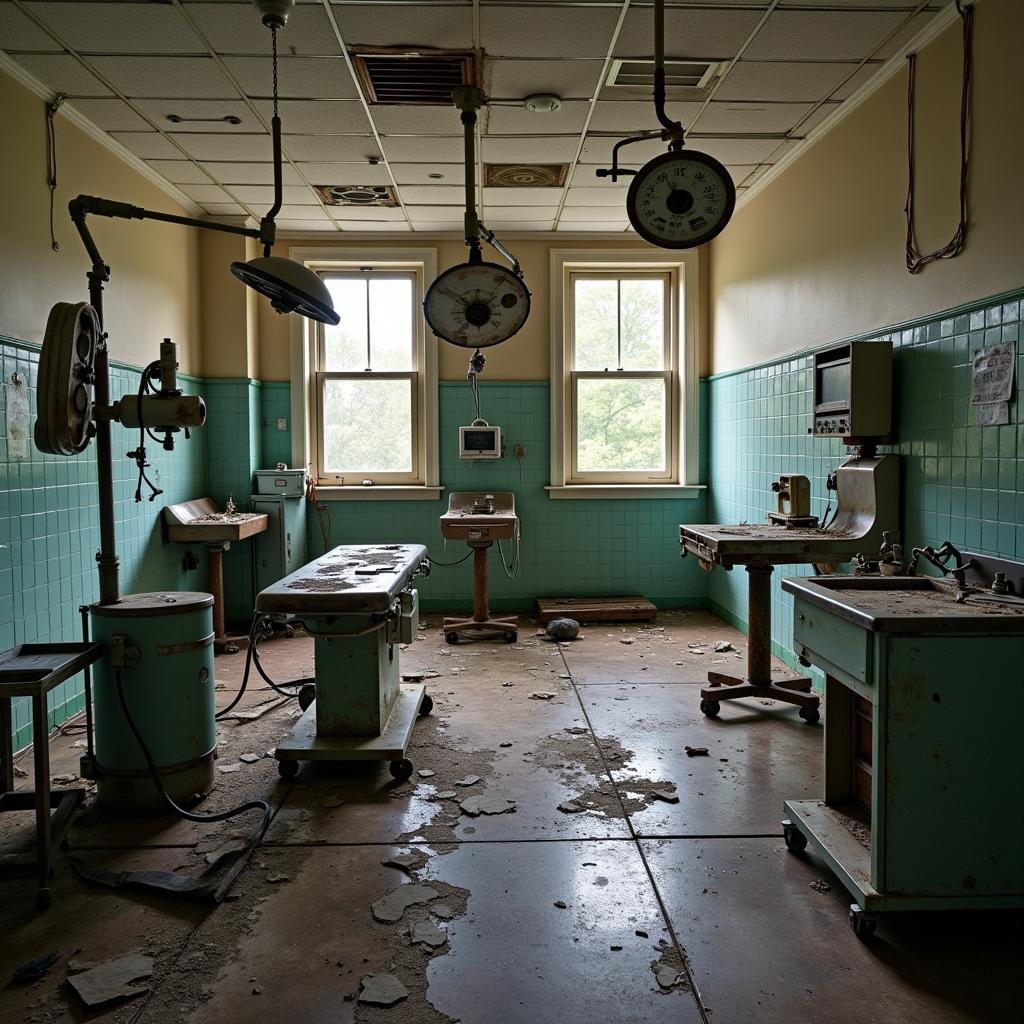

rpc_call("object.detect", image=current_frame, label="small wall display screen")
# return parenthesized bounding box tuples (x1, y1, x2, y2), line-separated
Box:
(462, 428, 499, 453)
(817, 362, 851, 408)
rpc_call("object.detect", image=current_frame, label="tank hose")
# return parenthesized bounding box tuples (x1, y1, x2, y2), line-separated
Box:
(113, 668, 273, 838)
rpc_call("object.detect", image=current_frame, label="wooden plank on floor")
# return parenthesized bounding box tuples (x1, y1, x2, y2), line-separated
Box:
(536, 595, 658, 624)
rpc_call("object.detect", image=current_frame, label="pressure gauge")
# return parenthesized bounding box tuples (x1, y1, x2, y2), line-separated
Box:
(626, 149, 736, 250)
(424, 261, 531, 348)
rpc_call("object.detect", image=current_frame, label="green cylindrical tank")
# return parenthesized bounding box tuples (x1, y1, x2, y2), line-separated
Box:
(91, 592, 216, 812)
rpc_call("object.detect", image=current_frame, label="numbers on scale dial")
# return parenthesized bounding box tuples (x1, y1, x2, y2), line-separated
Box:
(424, 261, 530, 348)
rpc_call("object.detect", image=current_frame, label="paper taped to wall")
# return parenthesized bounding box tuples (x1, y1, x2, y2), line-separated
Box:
(971, 344, 1015, 405)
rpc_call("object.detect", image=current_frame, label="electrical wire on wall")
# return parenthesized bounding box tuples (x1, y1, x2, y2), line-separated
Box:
(904, 1, 974, 274)
(497, 520, 522, 581)
(45, 94, 65, 253)
(305, 473, 331, 551)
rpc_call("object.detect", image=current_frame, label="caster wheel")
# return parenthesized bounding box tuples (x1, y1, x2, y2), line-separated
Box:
(700, 699, 721, 718)
(389, 758, 414, 782)
(277, 759, 299, 780)
(418, 694, 434, 717)
(445, 632, 459, 645)
(283, 625, 295, 639)
(783, 824, 807, 854)
(298, 682, 316, 712)
(799, 706, 820, 725)
(503, 630, 518, 643)
(35, 888, 52, 911)
(849, 905, 877, 939)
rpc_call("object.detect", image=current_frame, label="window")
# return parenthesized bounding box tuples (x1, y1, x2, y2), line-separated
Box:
(549, 250, 701, 498)
(289, 249, 440, 499)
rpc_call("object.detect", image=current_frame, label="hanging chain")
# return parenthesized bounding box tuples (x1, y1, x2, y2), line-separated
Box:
(271, 25, 279, 120)
(46, 93, 66, 252)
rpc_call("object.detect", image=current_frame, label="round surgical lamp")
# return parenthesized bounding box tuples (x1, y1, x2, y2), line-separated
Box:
(231, 256, 339, 325)
(228, 0, 340, 326)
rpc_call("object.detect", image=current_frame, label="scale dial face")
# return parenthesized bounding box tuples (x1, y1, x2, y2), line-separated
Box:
(423, 260, 531, 349)
(626, 149, 736, 250)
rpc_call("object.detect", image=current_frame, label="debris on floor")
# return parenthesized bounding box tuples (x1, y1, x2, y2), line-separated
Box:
(11, 951, 60, 985)
(459, 795, 517, 817)
(410, 920, 448, 949)
(402, 671, 441, 681)
(714, 641, 734, 653)
(553, 900, 568, 909)
(529, 691, 556, 700)
(66, 952, 154, 1008)
(809, 879, 832, 894)
(454, 774, 481, 787)
(357, 973, 408, 1007)
(371, 883, 440, 923)
(238, 752, 262, 764)
(417, 769, 436, 778)
(650, 940, 690, 994)
(382, 852, 427, 875)
(558, 800, 584, 814)
(545, 617, 580, 641)
(684, 746, 709, 757)
(652, 789, 680, 804)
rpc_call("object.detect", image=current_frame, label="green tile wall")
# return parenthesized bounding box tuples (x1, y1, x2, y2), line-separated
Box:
(308, 381, 711, 611)
(706, 288, 1024, 674)
(1, 337, 208, 752)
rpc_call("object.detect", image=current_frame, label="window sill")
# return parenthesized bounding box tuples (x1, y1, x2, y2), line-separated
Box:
(316, 485, 445, 502)
(545, 484, 706, 500)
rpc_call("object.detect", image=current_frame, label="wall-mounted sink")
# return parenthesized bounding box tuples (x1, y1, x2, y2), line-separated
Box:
(164, 497, 268, 545)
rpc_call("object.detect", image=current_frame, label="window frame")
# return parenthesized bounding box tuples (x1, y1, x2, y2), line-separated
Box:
(548, 249, 703, 499)
(567, 270, 676, 484)
(289, 248, 441, 501)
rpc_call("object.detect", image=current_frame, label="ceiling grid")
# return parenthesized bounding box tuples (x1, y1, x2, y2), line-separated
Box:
(0, 0, 954, 235)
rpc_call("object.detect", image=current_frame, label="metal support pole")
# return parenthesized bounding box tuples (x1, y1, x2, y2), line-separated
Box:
(472, 545, 489, 623)
(745, 564, 774, 686)
(208, 545, 227, 643)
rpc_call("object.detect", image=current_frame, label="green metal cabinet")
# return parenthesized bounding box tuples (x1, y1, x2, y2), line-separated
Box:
(781, 574, 1024, 932)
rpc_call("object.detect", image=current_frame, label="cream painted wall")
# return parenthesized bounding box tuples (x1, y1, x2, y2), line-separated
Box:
(200, 228, 259, 379)
(0, 71, 202, 373)
(710, 0, 1024, 374)
(258, 236, 708, 381)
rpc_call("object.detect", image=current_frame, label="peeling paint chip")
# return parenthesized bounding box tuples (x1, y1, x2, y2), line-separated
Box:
(417, 769, 436, 778)
(553, 900, 568, 909)
(455, 775, 481, 787)
(558, 800, 584, 814)
(358, 973, 408, 1007)
(656, 966, 683, 990)
(67, 953, 154, 1008)
(411, 920, 448, 949)
(381, 853, 424, 874)
(652, 790, 679, 804)
(459, 795, 517, 817)
(371, 883, 439, 922)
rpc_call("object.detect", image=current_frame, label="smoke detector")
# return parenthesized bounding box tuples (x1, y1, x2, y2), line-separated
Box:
(524, 94, 562, 113)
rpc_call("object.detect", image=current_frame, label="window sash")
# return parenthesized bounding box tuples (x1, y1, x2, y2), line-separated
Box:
(569, 370, 675, 483)
(315, 370, 419, 484)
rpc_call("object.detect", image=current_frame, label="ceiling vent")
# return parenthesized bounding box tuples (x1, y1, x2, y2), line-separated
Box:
(605, 59, 725, 99)
(484, 164, 568, 188)
(352, 49, 478, 105)
(312, 184, 399, 208)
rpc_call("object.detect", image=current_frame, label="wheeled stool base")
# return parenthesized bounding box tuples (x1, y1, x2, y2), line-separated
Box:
(443, 615, 518, 644)
(700, 671, 820, 723)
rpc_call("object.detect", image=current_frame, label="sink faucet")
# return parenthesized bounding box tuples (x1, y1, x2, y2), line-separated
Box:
(909, 541, 977, 591)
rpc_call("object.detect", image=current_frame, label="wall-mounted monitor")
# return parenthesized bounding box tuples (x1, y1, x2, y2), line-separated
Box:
(812, 340, 892, 441)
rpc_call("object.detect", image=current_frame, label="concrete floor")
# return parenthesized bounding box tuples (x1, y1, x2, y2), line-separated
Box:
(1, 609, 1021, 1023)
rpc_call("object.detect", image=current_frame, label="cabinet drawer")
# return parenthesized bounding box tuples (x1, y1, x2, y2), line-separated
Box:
(793, 600, 873, 686)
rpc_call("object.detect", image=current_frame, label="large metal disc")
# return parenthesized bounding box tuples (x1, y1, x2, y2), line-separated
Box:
(423, 261, 531, 348)
(35, 301, 99, 456)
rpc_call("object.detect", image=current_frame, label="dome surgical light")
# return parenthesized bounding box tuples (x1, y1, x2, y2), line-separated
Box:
(595, 0, 735, 250)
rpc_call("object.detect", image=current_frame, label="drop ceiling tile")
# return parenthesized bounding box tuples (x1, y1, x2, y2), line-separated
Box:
(371, 106, 465, 136)
(170, 132, 272, 161)
(200, 203, 248, 216)
(336, 221, 411, 233)
(481, 136, 580, 163)
(875, 12, 939, 60)
(486, 101, 589, 136)
(486, 221, 556, 232)
(588, 100, 702, 133)
(487, 59, 604, 101)
(557, 221, 629, 233)
(186, 3, 339, 56)
(832, 63, 885, 101)
(133, 99, 257, 132)
(109, 132, 183, 160)
(688, 137, 784, 165)
(277, 219, 341, 232)
(715, 61, 859, 104)
(0, 1, 62, 50)
(578, 135, 664, 166)
(200, 161, 303, 185)
(145, 160, 213, 184)
(480, 7, 621, 59)
(88, 56, 237, 98)
(570, 164, 630, 189)
(390, 162, 464, 186)
(402, 205, 465, 221)
(68, 97, 152, 132)
(559, 206, 630, 224)
(395, 185, 464, 206)
(563, 187, 628, 208)
(283, 135, 381, 162)
(482, 205, 558, 221)
(255, 99, 371, 135)
(27, 2, 205, 54)
(335, 4, 472, 49)
(330, 205, 407, 221)
(791, 102, 841, 137)
(229, 185, 322, 205)
(481, 187, 561, 207)
(276, 204, 332, 219)
(177, 183, 233, 203)
(784, 0, 936, 6)
(222, 56, 358, 99)
(295, 161, 392, 185)
(695, 101, 815, 135)
(408, 221, 461, 232)
(744, 11, 909, 61)
(614, 9, 763, 60)
(379, 136, 462, 163)
(10, 53, 112, 96)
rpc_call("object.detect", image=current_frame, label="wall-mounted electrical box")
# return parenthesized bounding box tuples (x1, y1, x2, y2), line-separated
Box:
(459, 423, 502, 459)
(811, 340, 893, 441)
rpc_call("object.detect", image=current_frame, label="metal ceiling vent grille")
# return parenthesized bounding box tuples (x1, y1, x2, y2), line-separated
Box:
(352, 49, 477, 105)
(606, 59, 724, 98)
(484, 164, 569, 188)
(312, 184, 399, 208)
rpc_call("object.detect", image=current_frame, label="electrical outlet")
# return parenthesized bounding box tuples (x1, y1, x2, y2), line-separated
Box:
(513, 444, 527, 459)
(277, 417, 288, 431)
